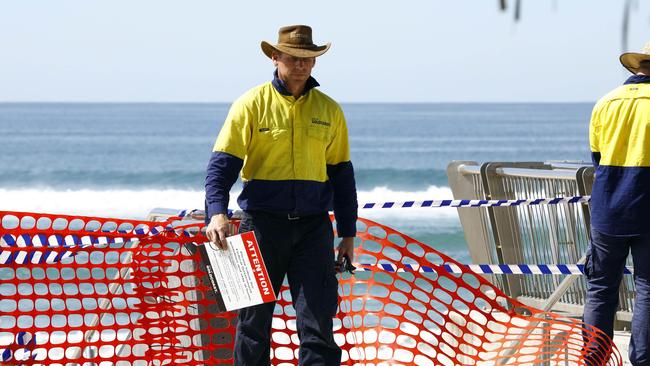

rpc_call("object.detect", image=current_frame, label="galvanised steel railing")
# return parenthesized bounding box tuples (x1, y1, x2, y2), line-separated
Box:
(446, 161, 634, 326)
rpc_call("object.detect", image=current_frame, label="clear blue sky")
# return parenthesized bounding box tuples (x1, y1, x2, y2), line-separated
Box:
(2, 0, 650, 102)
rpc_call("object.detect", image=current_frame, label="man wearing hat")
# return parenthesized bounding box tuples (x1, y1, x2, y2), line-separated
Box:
(584, 43, 650, 365)
(205, 25, 357, 365)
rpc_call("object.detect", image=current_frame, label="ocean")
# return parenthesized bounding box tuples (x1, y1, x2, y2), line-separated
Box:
(0, 102, 594, 264)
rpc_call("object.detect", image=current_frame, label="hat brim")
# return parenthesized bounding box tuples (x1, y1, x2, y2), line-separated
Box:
(261, 41, 330, 59)
(620, 52, 650, 74)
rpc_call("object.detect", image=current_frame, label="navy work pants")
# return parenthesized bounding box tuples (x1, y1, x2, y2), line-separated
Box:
(583, 229, 650, 366)
(234, 211, 341, 366)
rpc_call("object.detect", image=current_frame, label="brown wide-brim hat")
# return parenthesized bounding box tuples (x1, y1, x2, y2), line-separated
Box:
(261, 25, 330, 59)
(620, 42, 650, 74)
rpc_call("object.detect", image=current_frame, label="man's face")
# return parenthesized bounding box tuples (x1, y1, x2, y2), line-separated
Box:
(273, 52, 316, 85)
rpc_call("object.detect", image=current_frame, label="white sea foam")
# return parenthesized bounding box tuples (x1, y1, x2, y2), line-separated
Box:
(356, 185, 458, 223)
(0, 186, 458, 222)
(0, 188, 206, 219)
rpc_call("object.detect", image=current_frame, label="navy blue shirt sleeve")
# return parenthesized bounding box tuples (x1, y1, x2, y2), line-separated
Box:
(591, 152, 601, 167)
(205, 151, 243, 220)
(327, 161, 358, 237)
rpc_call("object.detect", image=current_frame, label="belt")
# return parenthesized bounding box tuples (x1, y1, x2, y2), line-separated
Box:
(287, 213, 302, 221)
(245, 210, 326, 221)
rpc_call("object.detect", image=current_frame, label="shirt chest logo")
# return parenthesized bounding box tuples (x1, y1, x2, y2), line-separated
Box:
(311, 118, 330, 127)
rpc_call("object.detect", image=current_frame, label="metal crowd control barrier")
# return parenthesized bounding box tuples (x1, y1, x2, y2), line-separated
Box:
(446, 161, 635, 327)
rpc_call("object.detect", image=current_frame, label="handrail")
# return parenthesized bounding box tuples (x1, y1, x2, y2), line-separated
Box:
(457, 164, 481, 175)
(496, 167, 577, 180)
(457, 163, 579, 180)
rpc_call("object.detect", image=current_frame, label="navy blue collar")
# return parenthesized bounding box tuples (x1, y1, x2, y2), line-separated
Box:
(271, 69, 320, 97)
(624, 75, 650, 85)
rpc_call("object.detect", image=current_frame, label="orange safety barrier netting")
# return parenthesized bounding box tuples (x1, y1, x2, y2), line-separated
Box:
(329, 219, 621, 366)
(0, 211, 621, 365)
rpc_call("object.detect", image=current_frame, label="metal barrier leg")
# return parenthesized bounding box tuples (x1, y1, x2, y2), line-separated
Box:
(496, 256, 586, 365)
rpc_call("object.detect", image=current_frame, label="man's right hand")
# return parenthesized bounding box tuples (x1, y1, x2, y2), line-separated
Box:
(206, 213, 230, 250)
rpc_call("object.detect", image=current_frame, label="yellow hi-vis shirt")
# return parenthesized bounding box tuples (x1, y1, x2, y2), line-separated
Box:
(207, 81, 358, 237)
(589, 78, 650, 235)
(214, 82, 350, 182)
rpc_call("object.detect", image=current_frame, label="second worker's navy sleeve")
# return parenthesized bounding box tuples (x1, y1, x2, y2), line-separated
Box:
(591, 152, 601, 168)
(205, 151, 244, 221)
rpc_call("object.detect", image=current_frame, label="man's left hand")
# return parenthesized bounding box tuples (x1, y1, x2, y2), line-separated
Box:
(336, 237, 355, 266)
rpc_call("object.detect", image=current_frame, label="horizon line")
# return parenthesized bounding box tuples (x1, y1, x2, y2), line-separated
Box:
(0, 100, 597, 104)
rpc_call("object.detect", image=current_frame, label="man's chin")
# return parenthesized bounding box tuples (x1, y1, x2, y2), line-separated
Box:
(290, 75, 310, 82)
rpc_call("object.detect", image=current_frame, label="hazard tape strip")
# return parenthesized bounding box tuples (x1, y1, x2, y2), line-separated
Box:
(357, 263, 633, 275)
(360, 196, 590, 209)
(178, 196, 591, 220)
(0, 224, 172, 265)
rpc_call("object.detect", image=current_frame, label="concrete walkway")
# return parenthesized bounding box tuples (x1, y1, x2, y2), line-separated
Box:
(614, 331, 632, 365)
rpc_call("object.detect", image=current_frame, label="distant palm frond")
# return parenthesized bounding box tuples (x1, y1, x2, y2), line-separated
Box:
(514, 0, 521, 21)
(498, 0, 643, 51)
(622, 0, 631, 52)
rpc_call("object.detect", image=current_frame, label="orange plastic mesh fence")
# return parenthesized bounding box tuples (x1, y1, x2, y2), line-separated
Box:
(0, 211, 620, 365)
(330, 217, 621, 366)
